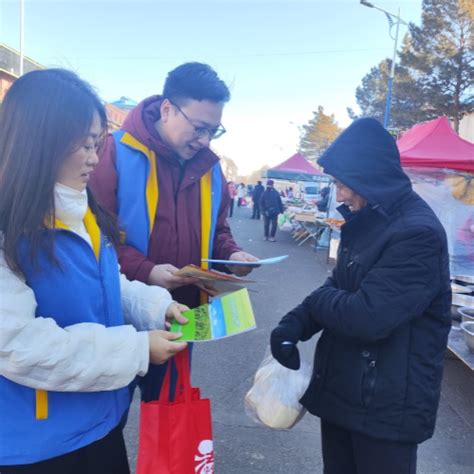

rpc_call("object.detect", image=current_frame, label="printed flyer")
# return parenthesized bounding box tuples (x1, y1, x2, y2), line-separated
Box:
(170, 288, 256, 342)
(175, 264, 253, 295)
(202, 255, 288, 266)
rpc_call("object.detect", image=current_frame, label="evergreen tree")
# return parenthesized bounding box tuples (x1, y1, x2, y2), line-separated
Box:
(399, 0, 473, 131)
(348, 54, 431, 130)
(299, 106, 342, 162)
(352, 0, 473, 131)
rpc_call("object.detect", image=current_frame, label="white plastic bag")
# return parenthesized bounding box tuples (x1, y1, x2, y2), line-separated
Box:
(245, 351, 311, 430)
(279, 221, 294, 232)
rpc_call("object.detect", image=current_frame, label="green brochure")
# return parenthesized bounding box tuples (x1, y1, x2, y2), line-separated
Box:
(170, 288, 256, 342)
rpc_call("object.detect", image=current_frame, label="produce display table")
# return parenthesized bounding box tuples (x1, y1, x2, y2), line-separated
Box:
(292, 212, 316, 223)
(291, 213, 329, 247)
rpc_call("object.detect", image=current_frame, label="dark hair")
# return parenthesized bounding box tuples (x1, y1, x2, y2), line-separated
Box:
(162, 62, 230, 106)
(0, 68, 118, 273)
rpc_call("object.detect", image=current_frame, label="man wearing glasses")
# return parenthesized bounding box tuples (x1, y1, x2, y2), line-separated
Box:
(91, 62, 258, 400)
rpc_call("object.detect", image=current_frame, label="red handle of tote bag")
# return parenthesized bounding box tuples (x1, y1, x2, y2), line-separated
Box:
(158, 348, 192, 404)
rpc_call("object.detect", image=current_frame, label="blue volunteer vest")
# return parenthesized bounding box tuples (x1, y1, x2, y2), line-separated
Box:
(0, 211, 129, 465)
(113, 131, 222, 289)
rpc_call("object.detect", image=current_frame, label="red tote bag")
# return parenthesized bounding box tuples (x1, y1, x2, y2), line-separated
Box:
(136, 348, 214, 474)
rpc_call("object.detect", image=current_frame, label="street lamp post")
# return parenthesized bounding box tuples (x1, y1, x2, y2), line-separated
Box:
(360, 1, 407, 129)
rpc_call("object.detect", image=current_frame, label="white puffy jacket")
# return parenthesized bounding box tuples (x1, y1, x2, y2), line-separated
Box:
(0, 184, 173, 392)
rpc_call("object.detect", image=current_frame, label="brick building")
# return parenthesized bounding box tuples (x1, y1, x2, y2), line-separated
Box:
(0, 43, 44, 102)
(0, 43, 136, 131)
(106, 97, 137, 130)
(105, 103, 129, 131)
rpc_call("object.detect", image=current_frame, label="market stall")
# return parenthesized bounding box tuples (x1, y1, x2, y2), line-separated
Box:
(398, 116, 474, 369)
(398, 116, 474, 281)
(266, 152, 329, 183)
(267, 153, 333, 248)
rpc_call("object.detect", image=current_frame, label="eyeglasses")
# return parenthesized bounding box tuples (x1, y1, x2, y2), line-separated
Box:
(170, 101, 226, 140)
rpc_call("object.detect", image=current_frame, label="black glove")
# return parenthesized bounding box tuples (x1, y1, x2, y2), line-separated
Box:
(270, 323, 301, 370)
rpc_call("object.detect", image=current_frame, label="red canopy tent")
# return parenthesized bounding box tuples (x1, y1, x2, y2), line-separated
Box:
(398, 117, 474, 281)
(398, 116, 474, 172)
(266, 153, 328, 182)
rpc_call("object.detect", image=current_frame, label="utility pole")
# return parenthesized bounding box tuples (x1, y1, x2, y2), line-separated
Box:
(360, 1, 407, 129)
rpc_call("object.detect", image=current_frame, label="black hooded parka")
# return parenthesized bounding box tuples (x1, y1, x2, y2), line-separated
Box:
(284, 118, 452, 443)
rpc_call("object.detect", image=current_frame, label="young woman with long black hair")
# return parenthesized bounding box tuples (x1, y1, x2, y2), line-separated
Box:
(0, 69, 188, 474)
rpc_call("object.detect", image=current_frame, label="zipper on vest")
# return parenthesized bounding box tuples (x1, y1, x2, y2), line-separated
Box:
(97, 255, 110, 327)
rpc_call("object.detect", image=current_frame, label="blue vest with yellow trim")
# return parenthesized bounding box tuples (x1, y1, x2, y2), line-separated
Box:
(113, 130, 222, 268)
(0, 221, 129, 465)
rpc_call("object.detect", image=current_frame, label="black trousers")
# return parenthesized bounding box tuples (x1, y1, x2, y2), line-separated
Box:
(321, 419, 417, 474)
(229, 198, 234, 217)
(252, 201, 261, 219)
(263, 215, 278, 238)
(0, 424, 130, 474)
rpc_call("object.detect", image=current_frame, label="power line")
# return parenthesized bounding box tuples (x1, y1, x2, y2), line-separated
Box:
(42, 47, 388, 62)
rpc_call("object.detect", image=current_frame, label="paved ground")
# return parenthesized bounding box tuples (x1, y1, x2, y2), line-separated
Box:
(125, 204, 474, 473)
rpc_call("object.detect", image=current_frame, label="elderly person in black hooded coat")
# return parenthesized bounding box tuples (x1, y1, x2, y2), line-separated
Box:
(271, 118, 451, 474)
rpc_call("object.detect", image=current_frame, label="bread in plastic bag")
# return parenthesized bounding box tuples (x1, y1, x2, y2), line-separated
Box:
(245, 352, 311, 429)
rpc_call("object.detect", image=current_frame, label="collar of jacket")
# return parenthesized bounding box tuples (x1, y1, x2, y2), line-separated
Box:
(53, 183, 88, 230)
(337, 202, 389, 225)
(338, 189, 417, 224)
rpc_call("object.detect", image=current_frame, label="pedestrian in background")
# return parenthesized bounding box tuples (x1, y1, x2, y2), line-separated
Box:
(317, 186, 330, 212)
(251, 180, 265, 219)
(237, 182, 246, 207)
(260, 180, 284, 242)
(227, 181, 237, 217)
(271, 118, 451, 474)
(0, 69, 188, 474)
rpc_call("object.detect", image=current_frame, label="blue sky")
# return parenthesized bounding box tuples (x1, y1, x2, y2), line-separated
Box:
(1, 0, 423, 174)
